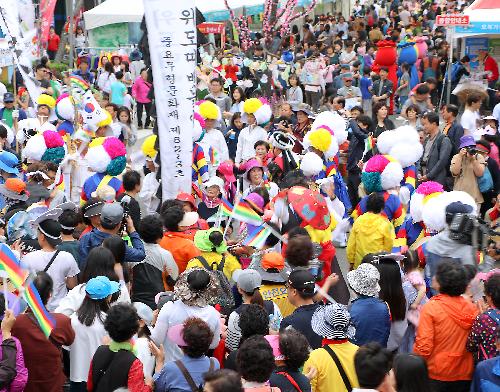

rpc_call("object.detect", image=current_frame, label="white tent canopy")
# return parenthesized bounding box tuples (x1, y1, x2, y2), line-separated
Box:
(84, 0, 266, 30)
(83, 0, 144, 30)
(454, 0, 500, 38)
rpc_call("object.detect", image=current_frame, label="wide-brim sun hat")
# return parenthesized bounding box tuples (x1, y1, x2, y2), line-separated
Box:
(292, 103, 314, 118)
(269, 131, 295, 151)
(459, 135, 476, 149)
(173, 268, 220, 307)
(0, 151, 19, 175)
(346, 263, 381, 297)
(311, 302, 356, 340)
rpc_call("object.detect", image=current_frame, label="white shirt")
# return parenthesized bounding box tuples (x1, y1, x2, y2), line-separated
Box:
(135, 336, 155, 376)
(339, 51, 357, 65)
(151, 299, 221, 362)
(21, 250, 80, 311)
(97, 72, 116, 94)
(235, 125, 268, 164)
(461, 108, 481, 135)
(69, 312, 107, 382)
(137, 243, 179, 279)
(55, 282, 130, 317)
(203, 128, 229, 163)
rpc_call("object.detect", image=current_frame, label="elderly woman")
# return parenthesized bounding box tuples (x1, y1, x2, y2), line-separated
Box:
(150, 269, 222, 363)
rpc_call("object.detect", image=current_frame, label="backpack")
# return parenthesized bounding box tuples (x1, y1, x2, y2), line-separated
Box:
(422, 56, 439, 80)
(195, 255, 235, 315)
(445, 61, 463, 83)
(478, 166, 494, 193)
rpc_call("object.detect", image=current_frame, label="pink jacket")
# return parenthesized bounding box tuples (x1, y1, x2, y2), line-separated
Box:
(0, 335, 28, 392)
(131, 77, 152, 104)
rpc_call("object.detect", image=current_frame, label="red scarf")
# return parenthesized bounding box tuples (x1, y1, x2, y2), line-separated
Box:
(489, 208, 499, 222)
(322, 338, 348, 346)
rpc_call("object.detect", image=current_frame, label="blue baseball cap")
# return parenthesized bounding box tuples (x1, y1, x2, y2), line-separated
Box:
(3, 93, 14, 103)
(85, 276, 120, 300)
(0, 151, 19, 175)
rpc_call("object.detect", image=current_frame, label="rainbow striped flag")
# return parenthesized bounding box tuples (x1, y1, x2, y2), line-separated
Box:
(232, 200, 263, 226)
(243, 225, 272, 248)
(220, 197, 233, 217)
(0, 244, 28, 289)
(363, 134, 376, 157)
(23, 279, 55, 338)
(69, 75, 90, 91)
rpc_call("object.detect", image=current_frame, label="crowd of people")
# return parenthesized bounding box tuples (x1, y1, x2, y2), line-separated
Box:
(0, 0, 498, 391)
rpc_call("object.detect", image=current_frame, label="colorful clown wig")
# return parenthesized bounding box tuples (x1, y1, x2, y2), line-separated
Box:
(97, 110, 112, 128)
(23, 130, 66, 164)
(422, 191, 477, 233)
(55, 94, 75, 121)
(409, 181, 444, 223)
(85, 136, 126, 176)
(303, 111, 348, 160)
(193, 112, 206, 143)
(361, 154, 404, 193)
(376, 125, 423, 168)
(241, 98, 272, 125)
(142, 134, 157, 159)
(195, 100, 221, 121)
(37, 94, 56, 110)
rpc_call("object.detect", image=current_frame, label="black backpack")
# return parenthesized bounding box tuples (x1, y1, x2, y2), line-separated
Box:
(195, 255, 235, 315)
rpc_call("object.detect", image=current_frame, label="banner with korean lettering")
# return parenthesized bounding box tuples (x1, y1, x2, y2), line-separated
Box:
(144, 0, 196, 200)
(40, 0, 57, 43)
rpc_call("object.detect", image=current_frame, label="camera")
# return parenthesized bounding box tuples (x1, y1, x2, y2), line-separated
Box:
(448, 213, 500, 248)
(119, 195, 131, 234)
(308, 243, 324, 282)
(465, 146, 478, 155)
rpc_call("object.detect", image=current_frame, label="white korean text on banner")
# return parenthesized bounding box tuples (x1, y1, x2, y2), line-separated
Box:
(143, 0, 196, 200)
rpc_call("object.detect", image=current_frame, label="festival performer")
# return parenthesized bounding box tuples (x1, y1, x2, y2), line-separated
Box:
(352, 154, 406, 234)
(300, 111, 351, 211)
(236, 98, 271, 166)
(376, 125, 423, 205)
(267, 131, 300, 186)
(397, 181, 444, 250)
(139, 134, 161, 214)
(16, 94, 58, 145)
(194, 100, 222, 177)
(80, 136, 126, 205)
(272, 174, 350, 305)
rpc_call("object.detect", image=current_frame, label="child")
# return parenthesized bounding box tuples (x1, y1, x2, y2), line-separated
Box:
(57, 203, 82, 269)
(201, 117, 229, 164)
(110, 71, 127, 106)
(346, 192, 395, 269)
(286, 74, 303, 107)
(133, 302, 155, 377)
(360, 67, 373, 115)
(198, 176, 224, 225)
(400, 249, 428, 352)
(117, 107, 136, 146)
(226, 112, 244, 161)
(104, 103, 122, 138)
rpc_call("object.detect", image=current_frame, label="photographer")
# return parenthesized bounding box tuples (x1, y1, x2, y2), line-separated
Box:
(79, 202, 146, 266)
(451, 135, 486, 209)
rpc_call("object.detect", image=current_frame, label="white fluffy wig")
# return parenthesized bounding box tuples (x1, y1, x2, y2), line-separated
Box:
(303, 111, 348, 160)
(377, 125, 423, 168)
(422, 191, 477, 233)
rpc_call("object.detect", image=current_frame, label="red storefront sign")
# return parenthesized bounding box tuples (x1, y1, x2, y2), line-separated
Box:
(436, 15, 470, 26)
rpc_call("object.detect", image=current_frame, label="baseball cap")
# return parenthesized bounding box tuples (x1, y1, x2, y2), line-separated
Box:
(446, 201, 473, 215)
(237, 269, 262, 293)
(100, 203, 124, 227)
(133, 302, 153, 326)
(85, 276, 120, 300)
(3, 93, 14, 103)
(287, 269, 316, 297)
(343, 73, 353, 80)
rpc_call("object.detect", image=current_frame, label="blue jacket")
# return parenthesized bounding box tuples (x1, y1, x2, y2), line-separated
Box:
(349, 296, 390, 347)
(79, 228, 145, 268)
(471, 357, 500, 392)
(446, 120, 464, 156)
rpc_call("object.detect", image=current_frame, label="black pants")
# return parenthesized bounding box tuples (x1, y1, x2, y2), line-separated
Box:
(430, 379, 471, 392)
(347, 170, 361, 210)
(47, 50, 57, 60)
(137, 102, 152, 127)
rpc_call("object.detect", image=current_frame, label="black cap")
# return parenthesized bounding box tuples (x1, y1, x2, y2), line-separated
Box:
(3, 93, 14, 103)
(288, 269, 316, 297)
(445, 201, 473, 215)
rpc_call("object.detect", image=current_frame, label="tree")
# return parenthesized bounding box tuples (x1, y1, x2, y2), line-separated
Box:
(224, 0, 318, 50)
